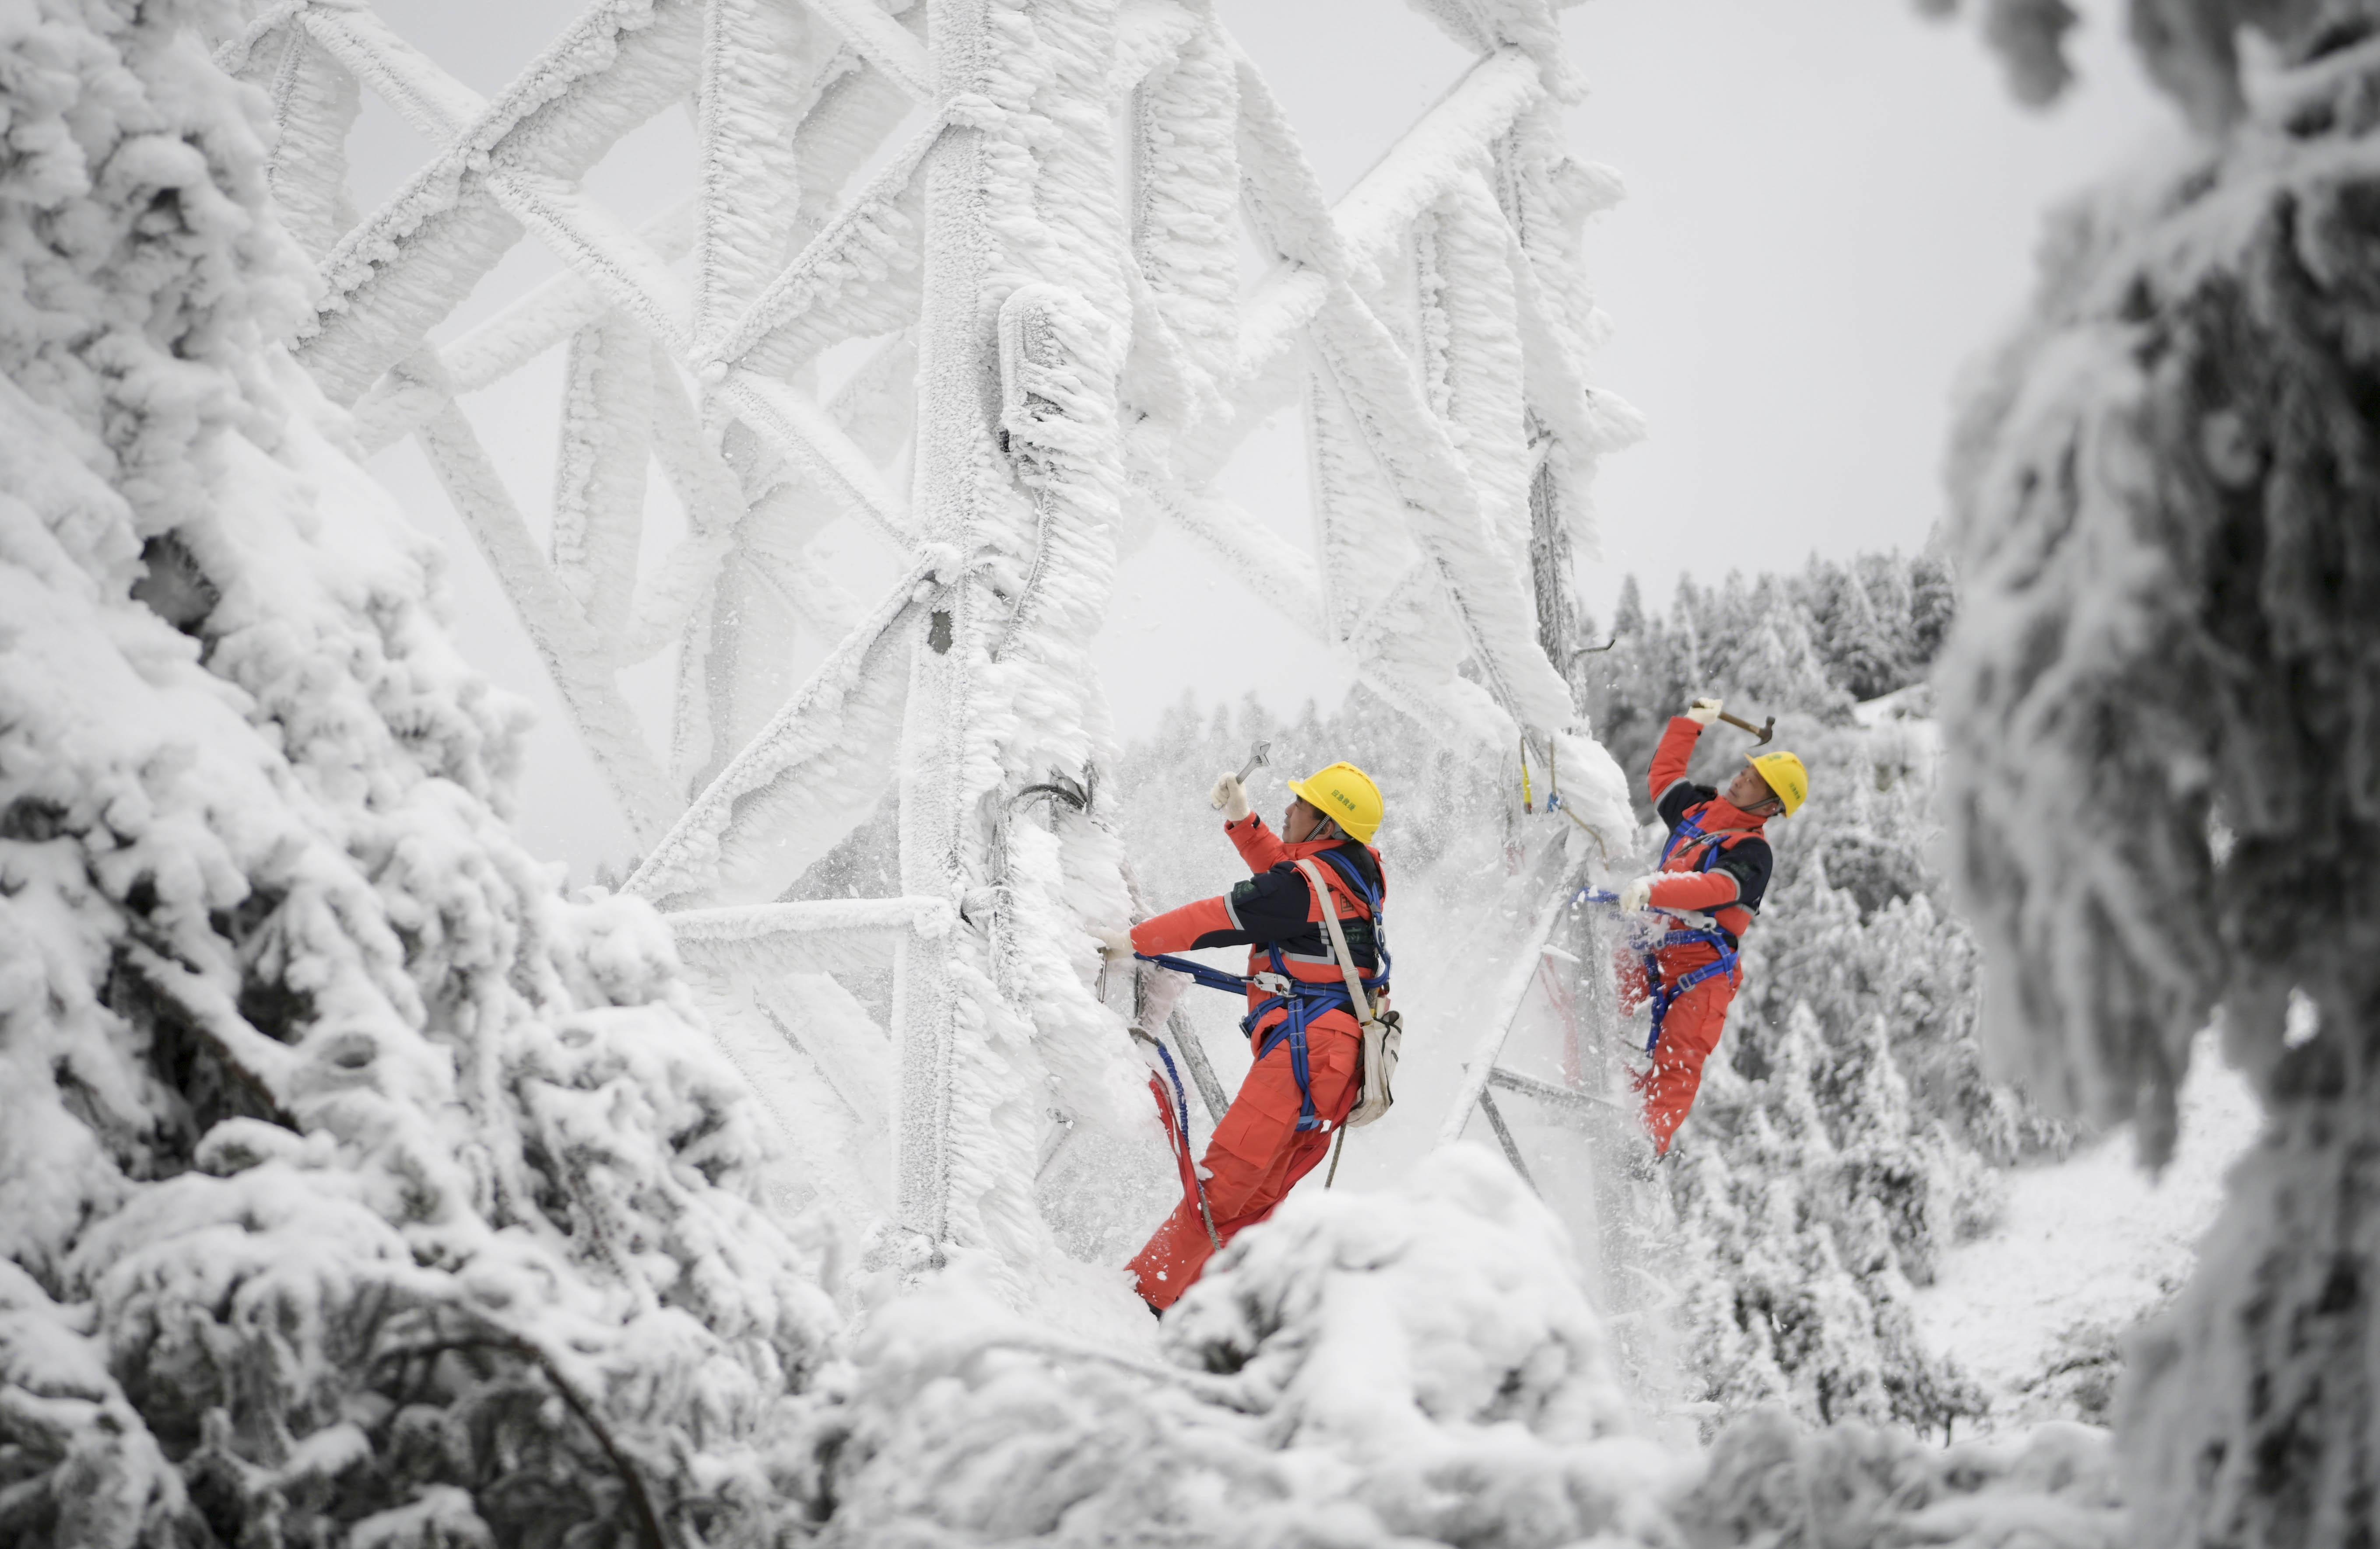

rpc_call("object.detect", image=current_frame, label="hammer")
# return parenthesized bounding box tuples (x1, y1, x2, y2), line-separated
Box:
(1717, 709, 1775, 745)
(1212, 738, 1272, 809)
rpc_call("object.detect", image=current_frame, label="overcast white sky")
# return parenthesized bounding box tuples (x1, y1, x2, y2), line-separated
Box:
(349, 0, 2175, 872)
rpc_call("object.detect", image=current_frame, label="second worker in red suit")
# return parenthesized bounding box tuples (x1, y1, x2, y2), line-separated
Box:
(1095, 760, 1388, 1314)
(1618, 697, 1808, 1156)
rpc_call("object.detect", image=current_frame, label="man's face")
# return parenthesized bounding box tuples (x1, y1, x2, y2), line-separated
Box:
(1723, 764, 1779, 815)
(1283, 798, 1323, 842)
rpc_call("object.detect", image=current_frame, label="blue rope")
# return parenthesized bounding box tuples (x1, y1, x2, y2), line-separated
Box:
(1150, 1036, 1192, 1140)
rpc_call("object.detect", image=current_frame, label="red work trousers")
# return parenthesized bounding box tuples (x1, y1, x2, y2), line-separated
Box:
(1618, 954, 1737, 1155)
(1127, 1015, 1360, 1310)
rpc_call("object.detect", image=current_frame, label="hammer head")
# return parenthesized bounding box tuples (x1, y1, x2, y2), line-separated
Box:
(1755, 717, 1775, 746)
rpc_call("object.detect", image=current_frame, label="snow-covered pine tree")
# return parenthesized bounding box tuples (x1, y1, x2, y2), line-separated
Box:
(1934, 1, 2380, 1536)
(0, 5, 832, 1544)
(1907, 551, 1957, 667)
(1804, 557, 1906, 703)
(1696, 575, 1853, 726)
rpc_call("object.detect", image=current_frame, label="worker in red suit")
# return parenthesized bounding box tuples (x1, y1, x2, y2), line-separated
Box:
(1618, 697, 1808, 1155)
(1096, 761, 1387, 1313)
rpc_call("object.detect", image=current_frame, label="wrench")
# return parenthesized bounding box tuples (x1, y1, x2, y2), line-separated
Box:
(1213, 738, 1272, 809)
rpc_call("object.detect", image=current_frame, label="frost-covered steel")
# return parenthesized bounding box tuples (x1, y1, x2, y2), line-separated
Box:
(230, 0, 1643, 1275)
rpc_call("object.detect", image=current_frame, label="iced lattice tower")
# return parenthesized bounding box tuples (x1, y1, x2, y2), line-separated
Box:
(221, 0, 1640, 1296)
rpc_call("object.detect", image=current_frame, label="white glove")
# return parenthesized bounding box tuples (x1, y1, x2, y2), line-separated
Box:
(1686, 697, 1723, 727)
(1209, 771, 1251, 821)
(1094, 925, 1139, 960)
(1618, 875, 1657, 914)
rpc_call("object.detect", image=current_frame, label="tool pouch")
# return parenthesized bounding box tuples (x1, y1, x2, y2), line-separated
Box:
(1348, 1009, 1401, 1128)
(1293, 858, 1399, 1128)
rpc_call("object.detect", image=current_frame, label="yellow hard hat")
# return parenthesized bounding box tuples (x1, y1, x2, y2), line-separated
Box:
(1747, 750, 1809, 817)
(1288, 760, 1384, 843)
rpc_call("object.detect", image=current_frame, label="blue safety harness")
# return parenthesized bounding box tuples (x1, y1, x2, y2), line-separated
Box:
(1137, 849, 1388, 1134)
(1636, 813, 1745, 1055)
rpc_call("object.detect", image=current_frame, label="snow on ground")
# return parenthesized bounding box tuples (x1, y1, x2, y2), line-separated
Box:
(1915, 1030, 2261, 1426)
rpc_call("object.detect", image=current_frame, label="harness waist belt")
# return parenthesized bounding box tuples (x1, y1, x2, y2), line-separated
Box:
(1136, 954, 1386, 1135)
